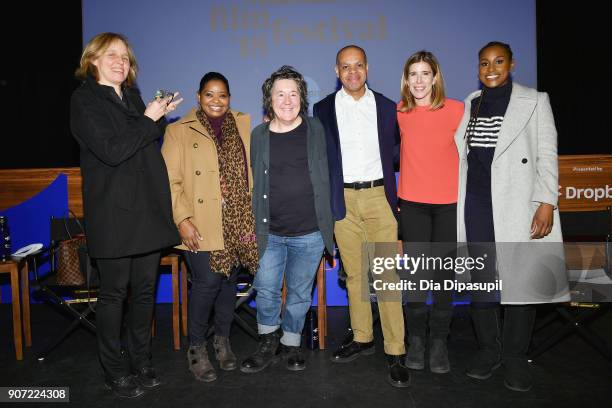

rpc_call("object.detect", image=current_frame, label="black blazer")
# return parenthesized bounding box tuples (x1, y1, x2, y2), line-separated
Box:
(70, 76, 179, 258)
(313, 89, 400, 220)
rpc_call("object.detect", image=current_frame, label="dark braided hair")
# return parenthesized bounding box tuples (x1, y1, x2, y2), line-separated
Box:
(464, 89, 484, 142)
(464, 41, 512, 141)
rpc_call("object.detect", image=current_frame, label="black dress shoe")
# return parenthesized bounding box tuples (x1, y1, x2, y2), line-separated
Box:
(105, 375, 145, 398)
(133, 366, 162, 389)
(386, 354, 410, 388)
(331, 340, 375, 363)
(281, 345, 306, 371)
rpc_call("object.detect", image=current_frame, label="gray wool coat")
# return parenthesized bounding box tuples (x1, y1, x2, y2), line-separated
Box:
(455, 82, 570, 304)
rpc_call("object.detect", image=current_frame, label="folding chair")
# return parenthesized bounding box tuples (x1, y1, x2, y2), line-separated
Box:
(197, 256, 332, 347)
(529, 206, 612, 360)
(28, 216, 98, 361)
(233, 269, 259, 340)
(337, 258, 382, 349)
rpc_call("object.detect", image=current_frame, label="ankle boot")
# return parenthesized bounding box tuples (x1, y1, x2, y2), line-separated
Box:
(187, 344, 217, 382)
(240, 328, 282, 374)
(213, 335, 237, 371)
(429, 338, 450, 374)
(404, 305, 428, 370)
(466, 307, 502, 380)
(429, 309, 453, 374)
(503, 305, 536, 392)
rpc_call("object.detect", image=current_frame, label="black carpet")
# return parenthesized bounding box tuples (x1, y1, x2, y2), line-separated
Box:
(1, 303, 610, 408)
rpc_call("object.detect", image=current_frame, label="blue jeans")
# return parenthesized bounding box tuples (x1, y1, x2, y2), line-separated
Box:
(254, 231, 324, 347)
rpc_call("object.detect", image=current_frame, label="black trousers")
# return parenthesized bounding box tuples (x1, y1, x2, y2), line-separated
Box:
(183, 251, 238, 346)
(95, 251, 160, 380)
(399, 200, 456, 309)
(465, 192, 499, 303)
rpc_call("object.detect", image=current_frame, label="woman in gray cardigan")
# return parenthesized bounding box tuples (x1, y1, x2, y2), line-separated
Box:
(241, 66, 334, 374)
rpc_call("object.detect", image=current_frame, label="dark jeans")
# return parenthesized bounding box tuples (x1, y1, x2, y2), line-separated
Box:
(96, 251, 160, 380)
(399, 200, 456, 309)
(184, 251, 238, 346)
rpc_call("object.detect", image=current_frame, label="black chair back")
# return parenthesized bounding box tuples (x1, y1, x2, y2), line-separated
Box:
(560, 207, 612, 239)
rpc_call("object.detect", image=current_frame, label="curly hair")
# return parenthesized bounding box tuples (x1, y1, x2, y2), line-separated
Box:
(261, 65, 308, 120)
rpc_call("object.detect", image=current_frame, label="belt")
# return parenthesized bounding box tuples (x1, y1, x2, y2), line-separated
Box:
(343, 178, 384, 190)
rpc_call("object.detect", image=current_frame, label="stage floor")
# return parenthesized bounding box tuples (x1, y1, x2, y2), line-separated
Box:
(1, 304, 610, 407)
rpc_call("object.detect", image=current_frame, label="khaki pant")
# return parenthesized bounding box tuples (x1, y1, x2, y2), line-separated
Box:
(335, 186, 405, 355)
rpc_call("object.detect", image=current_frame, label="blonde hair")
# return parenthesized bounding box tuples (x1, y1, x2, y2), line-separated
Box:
(75, 32, 138, 87)
(399, 50, 446, 112)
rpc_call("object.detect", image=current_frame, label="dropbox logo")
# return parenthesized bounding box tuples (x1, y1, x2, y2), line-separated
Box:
(561, 185, 612, 202)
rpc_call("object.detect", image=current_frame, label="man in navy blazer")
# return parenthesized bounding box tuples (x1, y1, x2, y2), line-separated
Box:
(313, 45, 409, 388)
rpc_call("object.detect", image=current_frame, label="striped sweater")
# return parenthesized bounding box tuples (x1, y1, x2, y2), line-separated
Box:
(466, 81, 512, 198)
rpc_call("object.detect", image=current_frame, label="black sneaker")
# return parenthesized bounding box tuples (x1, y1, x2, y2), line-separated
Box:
(280, 344, 306, 371)
(132, 366, 161, 389)
(240, 329, 282, 374)
(104, 375, 145, 398)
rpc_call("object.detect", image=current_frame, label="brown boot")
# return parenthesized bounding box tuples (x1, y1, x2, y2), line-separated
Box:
(187, 344, 217, 382)
(213, 335, 237, 371)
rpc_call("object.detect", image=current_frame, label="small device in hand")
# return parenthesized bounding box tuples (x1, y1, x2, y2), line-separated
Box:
(154, 89, 175, 104)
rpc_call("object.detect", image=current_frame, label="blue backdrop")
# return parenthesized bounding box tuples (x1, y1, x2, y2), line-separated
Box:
(83, 0, 537, 121)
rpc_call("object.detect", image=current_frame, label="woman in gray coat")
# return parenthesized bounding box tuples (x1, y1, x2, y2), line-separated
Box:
(455, 41, 569, 392)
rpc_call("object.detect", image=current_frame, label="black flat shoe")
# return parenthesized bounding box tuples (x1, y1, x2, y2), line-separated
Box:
(386, 354, 410, 388)
(133, 366, 162, 389)
(331, 340, 375, 363)
(105, 375, 145, 398)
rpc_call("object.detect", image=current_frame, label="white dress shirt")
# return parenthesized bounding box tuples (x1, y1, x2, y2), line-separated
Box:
(335, 85, 383, 183)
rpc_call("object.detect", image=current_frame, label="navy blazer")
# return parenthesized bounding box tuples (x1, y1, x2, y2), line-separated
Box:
(313, 89, 400, 221)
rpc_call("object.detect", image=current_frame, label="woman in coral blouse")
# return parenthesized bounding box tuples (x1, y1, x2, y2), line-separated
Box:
(397, 50, 463, 375)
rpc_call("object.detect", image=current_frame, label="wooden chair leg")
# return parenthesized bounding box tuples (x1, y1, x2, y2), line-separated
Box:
(20, 260, 31, 347)
(280, 255, 328, 350)
(151, 315, 157, 337)
(317, 258, 327, 350)
(10, 263, 23, 360)
(171, 257, 180, 350)
(181, 260, 188, 337)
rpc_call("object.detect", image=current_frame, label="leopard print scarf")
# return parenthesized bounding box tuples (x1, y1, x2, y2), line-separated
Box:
(196, 108, 259, 275)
